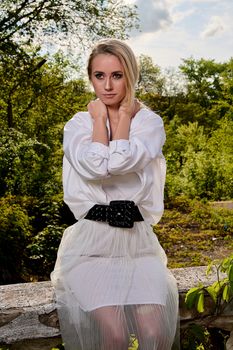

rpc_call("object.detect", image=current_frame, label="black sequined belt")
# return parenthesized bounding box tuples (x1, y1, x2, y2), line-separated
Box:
(84, 200, 144, 228)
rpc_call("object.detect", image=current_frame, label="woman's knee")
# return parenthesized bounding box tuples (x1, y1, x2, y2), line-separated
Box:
(102, 324, 129, 350)
(133, 305, 169, 348)
(93, 307, 129, 349)
(102, 332, 129, 350)
(139, 323, 168, 349)
(111, 331, 129, 348)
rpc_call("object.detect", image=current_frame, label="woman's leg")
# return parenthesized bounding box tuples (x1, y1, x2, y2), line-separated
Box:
(132, 304, 172, 350)
(92, 306, 129, 350)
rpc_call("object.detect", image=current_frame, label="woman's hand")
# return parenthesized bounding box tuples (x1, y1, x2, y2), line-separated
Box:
(118, 98, 141, 120)
(88, 99, 109, 145)
(88, 99, 108, 123)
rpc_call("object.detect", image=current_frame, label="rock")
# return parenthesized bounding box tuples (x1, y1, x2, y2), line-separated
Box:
(226, 331, 233, 350)
(0, 267, 231, 346)
(0, 309, 23, 327)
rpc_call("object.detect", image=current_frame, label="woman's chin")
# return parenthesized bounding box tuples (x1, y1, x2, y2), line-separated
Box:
(105, 102, 121, 109)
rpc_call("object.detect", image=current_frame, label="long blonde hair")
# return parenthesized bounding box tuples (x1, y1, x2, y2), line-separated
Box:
(87, 39, 139, 106)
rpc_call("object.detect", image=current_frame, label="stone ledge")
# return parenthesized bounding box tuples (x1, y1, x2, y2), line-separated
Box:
(0, 266, 232, 347)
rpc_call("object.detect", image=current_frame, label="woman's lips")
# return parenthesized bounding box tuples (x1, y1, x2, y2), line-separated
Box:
(103, 94, 116, 98)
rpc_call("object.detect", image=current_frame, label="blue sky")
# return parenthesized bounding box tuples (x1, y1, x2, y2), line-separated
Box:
(125, 0, 233, 68)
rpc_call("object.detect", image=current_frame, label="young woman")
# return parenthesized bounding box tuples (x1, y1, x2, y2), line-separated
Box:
(51, 39, 179, 350)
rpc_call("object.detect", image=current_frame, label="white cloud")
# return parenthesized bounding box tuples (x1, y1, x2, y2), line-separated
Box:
(127, 27, 192, 68)
(172, 8, 195, 23)
(125, 0, 233, 68)
(131, 0, 172, 36)
(190, 0, 219, 3)
(165, 0, 184, 7)
(201, 16, 225, 37)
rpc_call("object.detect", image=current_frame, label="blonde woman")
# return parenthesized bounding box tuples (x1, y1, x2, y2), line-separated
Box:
(51, 39, 179, 350)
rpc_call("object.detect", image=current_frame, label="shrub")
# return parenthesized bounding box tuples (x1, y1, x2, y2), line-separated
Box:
(27, 223, 66, 279)
(0, 196, 32, 284)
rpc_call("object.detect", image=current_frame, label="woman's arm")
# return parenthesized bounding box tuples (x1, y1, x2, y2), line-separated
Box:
(63, 112, 109, 181)
(112, 99, 140, 141)
(108, 109, 166, 175)
(88, 99, 108, 145)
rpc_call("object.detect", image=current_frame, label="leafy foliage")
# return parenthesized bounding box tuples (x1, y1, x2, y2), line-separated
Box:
(164, 117, 233, 200)
(0, 196, 32, 284)
(179, 58, 226, 127)
(180, 324, 213, 350)
(0, 0, 138, 51)
(50, 336, 139, 350)
(27, 223, 66, 278)
(137, 54, 164, 94)
(184, 255, 233, 349)
(25, 193, 75, 279)
(156, 197, 233, 268)
(185, 254, 233, 313)
(0, 128, 50, 196)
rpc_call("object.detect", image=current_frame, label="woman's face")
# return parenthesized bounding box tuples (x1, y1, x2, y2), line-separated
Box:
(90, 54, 126, 107)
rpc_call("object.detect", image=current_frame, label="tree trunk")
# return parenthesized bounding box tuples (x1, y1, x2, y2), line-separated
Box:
(7, 97, 13, 128)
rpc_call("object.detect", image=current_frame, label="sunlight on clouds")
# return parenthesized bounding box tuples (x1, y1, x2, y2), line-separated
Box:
(172, 8, 195, 23)
(201, 16, 225, 37)
(190, 0, 219, 3)
(130, 0, 172, 36)
(126, 0, 232, 68)
(127, 28, 192, 68)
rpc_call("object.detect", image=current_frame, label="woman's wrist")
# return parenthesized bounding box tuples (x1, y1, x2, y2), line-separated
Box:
(112, 116, 131, 140)
(118, 112, 131, 120)
(92, 118, 108, 145)
(93, 116, 107, 124)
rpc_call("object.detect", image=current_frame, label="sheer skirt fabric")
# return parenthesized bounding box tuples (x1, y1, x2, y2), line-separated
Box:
(51, 219, 179, 350)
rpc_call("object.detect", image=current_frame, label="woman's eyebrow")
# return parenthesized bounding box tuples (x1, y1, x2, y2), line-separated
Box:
(93, 70, 123, 74)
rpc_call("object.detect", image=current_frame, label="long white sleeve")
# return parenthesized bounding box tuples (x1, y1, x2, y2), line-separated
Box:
(63, 112, 109, 180)
(62, 108, 166, 223)
(108, 110, 165, 175)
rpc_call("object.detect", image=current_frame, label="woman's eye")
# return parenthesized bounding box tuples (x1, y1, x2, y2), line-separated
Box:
(94, 73, 104, 79)
(112, 73, 123, 80)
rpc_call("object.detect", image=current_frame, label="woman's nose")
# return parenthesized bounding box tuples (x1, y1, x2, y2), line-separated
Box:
(104, 77, 112, 90)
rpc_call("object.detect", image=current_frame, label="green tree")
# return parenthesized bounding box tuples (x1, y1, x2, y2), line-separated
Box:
(161, 67, 186, 120)
(0, 49, 92, 136)
(137, 54, 164, 94)
(0, 49, 47, 129)
(209, 58, 233, 120)
(0, 128, 51, 197)
(179, 58, 227, 127)
(0, 0, 138, 130)
(0, 0, 138, 51)
(164, 117, 233, 200)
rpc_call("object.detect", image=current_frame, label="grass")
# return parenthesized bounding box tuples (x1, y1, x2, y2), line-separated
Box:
(155, 196, 233, 268)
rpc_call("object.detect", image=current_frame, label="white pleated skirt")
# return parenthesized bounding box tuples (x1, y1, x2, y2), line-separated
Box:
(51, 219, 179, 350)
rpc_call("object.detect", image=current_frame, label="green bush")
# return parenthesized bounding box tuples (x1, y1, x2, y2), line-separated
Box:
(0, 196, 32, 284)
(27, 223, 66, 279)
(164, 118, 233, 201)
(0, 128, 50, 197)
(0, 193, 75, 283)
(25, 193, 75, 279)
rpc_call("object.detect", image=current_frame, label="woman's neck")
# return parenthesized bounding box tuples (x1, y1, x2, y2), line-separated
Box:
(107, 105, 120, 122)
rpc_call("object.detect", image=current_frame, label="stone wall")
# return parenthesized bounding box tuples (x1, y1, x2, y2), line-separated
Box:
(0, 266, 232, 349)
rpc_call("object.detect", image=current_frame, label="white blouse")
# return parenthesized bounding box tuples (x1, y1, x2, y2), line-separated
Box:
(63, 108, 166, 224)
